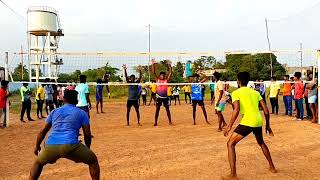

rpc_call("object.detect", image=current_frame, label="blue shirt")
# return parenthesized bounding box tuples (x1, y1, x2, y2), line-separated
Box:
(96, 85, 103, 99)
(76, 83, 90, 107)
(191, 84, 203, 101)
(46, 104, 90, 145)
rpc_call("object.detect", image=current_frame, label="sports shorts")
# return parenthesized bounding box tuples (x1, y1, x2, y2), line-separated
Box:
(37, 143, 96, 165)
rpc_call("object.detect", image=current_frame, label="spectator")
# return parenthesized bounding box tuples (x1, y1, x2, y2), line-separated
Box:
(0, 80, 10, 127)
(269, 76, 280, 115)
(283, 75, 292, 116)
(293, 72, 304, 121)
(20, 83, 34, 122)
(304, 76, 313, 119)
(259, 80, 266, 104)
(44, 79, 54, 115)
(306, 72, 317, 123)
(36, 84, 45, 119)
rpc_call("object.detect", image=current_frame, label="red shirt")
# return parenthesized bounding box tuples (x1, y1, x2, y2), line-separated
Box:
(0, 88, 7, 108)
(294, 81, 304, 100)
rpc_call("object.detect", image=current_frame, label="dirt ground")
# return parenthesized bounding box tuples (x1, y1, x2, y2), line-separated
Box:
(0, 100, 319, 180)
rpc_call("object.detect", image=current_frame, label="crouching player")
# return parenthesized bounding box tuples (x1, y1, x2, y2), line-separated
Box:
(29, 90, 100, 180)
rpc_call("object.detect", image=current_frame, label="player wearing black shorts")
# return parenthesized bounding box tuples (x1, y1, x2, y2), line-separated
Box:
(222, 72, 277, 180)
(151, 59, 173, 126)
(123, 64, 142, 126)
(191, 72, 210, 125)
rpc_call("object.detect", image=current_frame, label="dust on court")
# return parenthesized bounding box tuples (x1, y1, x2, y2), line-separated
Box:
(0, 101, 319, 180)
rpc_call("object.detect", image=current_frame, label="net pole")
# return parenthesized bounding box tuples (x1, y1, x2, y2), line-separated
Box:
(5, 52, 10, 127)
(265, 18, 273, 77)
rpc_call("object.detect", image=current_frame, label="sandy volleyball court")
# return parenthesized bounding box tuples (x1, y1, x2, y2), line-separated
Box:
(0, 101, 319, 180)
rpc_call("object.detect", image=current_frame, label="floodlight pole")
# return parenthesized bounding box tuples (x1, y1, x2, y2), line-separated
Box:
(265, 18, 273, 77)
(300, 42, 303, 73)
(5, 52, 10, 127)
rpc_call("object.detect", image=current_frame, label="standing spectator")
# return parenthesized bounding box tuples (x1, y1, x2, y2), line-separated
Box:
(141, 82, 148, 106)
(36, 84, 45, 119)
(148, 80, 157, 106)
(0, 80, 10, 127)
(304, 77, 312, 119)
(44, 80, 54, 115)
(66, 81, 76, 90)
(269, 77, 280, 115)
(210, 78, 215, 105)
(181, 83, 192, 104)
(95, 79, 104, 114)
(51, 80, 59, 108)
(306, 72, 317, 123)
(259, 80, 267, 104)
(103, 71, 111, 99)
(76, 75, 92, 118)
(57, 85, 65, 108)
(293, 72, 304, 121)
(283, 75, 293, 116)
(20, 83, 34, 122)
(172, 85, 181, 105)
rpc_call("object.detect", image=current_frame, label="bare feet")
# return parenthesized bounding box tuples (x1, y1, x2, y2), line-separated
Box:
(206, 121, 211, 125)
(217, 128, 222, 132)
(221, 174, 238, 180)
(101, 111, 105, 113)
(97, 112, 100, 114)
(154, 123, 158, 126)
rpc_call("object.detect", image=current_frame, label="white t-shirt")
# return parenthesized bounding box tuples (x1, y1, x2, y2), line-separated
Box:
(214, 80, 226, 104)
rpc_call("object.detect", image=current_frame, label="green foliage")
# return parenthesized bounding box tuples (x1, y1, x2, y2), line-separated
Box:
(223, 53, 286, 81)
(12, 63, 29, 81)
(58, 63, 121, 83)
(192, 56, 216, 72)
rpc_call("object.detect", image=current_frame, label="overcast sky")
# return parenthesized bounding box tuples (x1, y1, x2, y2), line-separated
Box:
(0, 0, 320, 53)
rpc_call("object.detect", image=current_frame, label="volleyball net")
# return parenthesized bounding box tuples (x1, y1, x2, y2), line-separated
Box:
(1, 49, 320, 126)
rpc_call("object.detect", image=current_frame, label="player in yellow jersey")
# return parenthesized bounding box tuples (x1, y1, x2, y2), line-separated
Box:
(222, 72, 276, 180)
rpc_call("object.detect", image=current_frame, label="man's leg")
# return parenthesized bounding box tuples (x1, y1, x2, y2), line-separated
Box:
(222, 132, 245, 180)
(305, 97, 312, 118)
(26, 100, 33, 120)
(165, 105, 173, 125)
(192, 103, 197, 125)
(134, 103, 141, 125)
(20, 102, 27, 122)
(178, 96, 180, 105)
(270, 98, 275, 114)
(288, 96, 292, 116)
(200, 104, 209, 124)
(275, 98, 279, 115)
(217, 111, 226, 131)
(154, 104, 161, 126)
(254, 130, 277, 173)
(310, 103, 316, 122)
(283, 96, 288, 115)
(126, 104, 131, 126)
(299, 99, 304, 119)
(29, 161, 44, 180)
(96, 101, 99, 114)
(188, 94, 191, 104)
(184, 93, 187, 104)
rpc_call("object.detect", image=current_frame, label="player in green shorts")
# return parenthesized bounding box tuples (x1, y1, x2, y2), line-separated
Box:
(29, 90, 100, 180)
(222, 72, 277, 180)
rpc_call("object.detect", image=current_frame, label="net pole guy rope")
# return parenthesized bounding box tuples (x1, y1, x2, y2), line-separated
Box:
(5, 52, 10, 127)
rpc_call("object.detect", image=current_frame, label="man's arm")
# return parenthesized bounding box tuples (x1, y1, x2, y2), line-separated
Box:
(137, 65, 142, 82)
(82, 124, 92, 148)
(123, 64, 129, 82)
(86, 93, 91, 109)
(199, 71, 208, 83)
(151, 59, 159, 80)
(223, 101, 240, 136)
(260, 99, 273, 135)
(34, 123, 52, 155)
(167, 60, 173, 81)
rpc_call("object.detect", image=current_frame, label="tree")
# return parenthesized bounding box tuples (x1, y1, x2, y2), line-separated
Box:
(12, 63, 29, 81)
(223, 53, 286, 81)
(192, 56, 216, 72)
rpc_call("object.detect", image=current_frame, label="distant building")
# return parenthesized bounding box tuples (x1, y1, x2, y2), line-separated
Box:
(283, 64, 314, 78)
(203, 69, 226, 76)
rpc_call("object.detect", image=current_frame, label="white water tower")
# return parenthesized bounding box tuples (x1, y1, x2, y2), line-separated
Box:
(27, 6, 64, 82)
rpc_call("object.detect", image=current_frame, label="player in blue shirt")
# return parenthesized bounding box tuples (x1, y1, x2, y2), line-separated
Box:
(191, 72, 210, 125)
(96, 78, 104, 114)
(29, 90, 100, 180)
